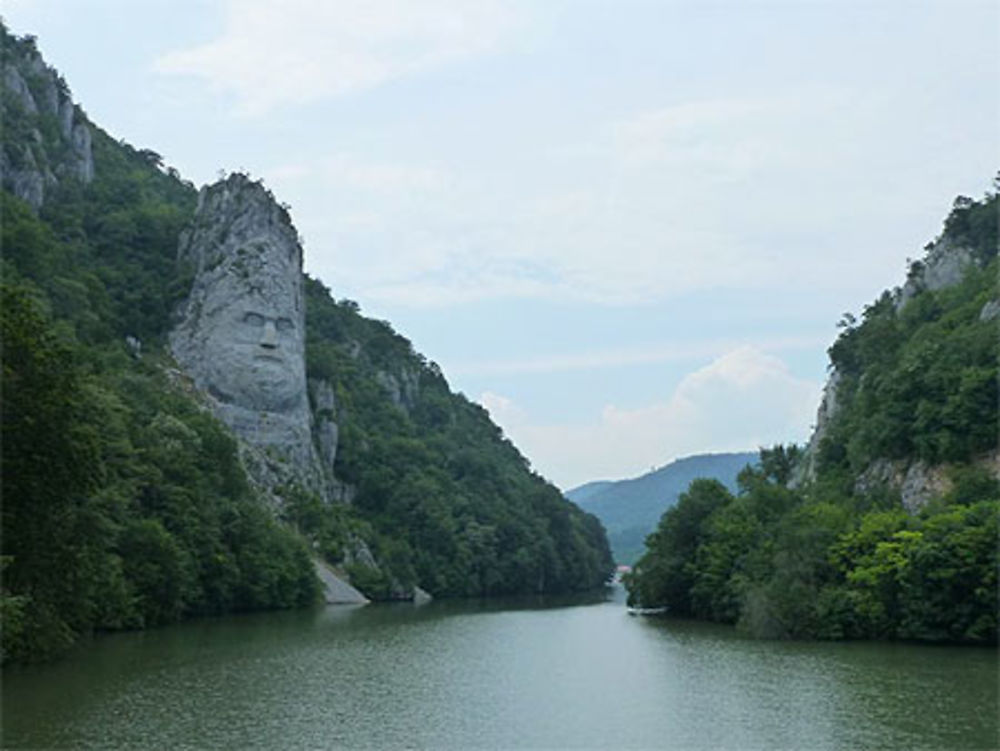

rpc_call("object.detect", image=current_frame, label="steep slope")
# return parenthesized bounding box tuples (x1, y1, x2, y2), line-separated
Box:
(1, 27, 319, 662)
(806, 190, 998, 505)
(301, 278, 614, 597)
(0, 25, 613, 663)
(0, 32, 93, 209)
(567, 452, 757, 564)
(625, 186, 998, 643)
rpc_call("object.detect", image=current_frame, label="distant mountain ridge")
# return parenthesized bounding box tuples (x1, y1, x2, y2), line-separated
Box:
(567, 452, 757, 563)
(564, 480, 614, 504)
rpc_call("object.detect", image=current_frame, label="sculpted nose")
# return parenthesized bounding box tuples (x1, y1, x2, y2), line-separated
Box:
(260, 320, 279, 348)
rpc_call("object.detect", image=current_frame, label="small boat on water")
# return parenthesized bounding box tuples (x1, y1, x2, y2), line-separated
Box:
(627, 605, 668, 616)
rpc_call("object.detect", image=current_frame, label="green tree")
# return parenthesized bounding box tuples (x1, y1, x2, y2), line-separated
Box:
(628, 479, 733, 612)
(1, 285, 104, 659)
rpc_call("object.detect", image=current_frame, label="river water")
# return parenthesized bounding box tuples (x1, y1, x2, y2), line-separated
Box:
(3, 585, 997, 749)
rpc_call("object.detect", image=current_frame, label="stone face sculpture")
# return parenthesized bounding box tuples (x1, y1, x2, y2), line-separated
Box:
(187, 241, 305, 414)
(170, 174, 378, 604)
(170, 174, 325, 497)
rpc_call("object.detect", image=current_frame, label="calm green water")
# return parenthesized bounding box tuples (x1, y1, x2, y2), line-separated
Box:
(3, 585, 997, 749)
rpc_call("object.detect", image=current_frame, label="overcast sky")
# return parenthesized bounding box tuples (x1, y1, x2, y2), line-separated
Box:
(6, 0, 997, 489)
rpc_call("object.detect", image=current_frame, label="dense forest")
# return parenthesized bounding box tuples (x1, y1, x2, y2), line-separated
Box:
(626, 188, 999, 643)
(1, 26, 612, 663)
(300, 279, 612, 598)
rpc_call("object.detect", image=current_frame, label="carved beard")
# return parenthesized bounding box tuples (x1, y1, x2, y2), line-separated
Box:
(205, 357, 304, 413)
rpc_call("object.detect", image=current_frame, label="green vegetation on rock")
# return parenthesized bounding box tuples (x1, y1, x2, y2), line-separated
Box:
(302, 277, 614, 597)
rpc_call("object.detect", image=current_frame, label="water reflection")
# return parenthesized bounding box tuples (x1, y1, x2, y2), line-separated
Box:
(3, 588, 997, 750)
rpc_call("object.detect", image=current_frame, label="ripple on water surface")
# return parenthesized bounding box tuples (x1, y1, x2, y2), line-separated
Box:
(3, 590, 997, 749)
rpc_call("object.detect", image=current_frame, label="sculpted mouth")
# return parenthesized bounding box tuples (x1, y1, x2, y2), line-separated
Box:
(255, 354, 284, 364)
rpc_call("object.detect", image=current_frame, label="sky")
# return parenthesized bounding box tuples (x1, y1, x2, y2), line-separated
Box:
(5, 0, 997, 490)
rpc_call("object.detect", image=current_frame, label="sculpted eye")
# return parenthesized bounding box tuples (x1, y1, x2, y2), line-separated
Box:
(243, 312, 266, 326)
(275, 317, 294, 332)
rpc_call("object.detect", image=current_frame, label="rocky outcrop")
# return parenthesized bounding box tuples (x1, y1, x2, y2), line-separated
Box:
(979, 299, 1000, 322)
(308, 377, 357, 503)
(854, 458, 948, 512)
(313, 560, 369, 605)
(794, 368, 842, 485)
(168, 174, 388, 603)
(170, 174, 334, 503)
(855, 450, 1000, 512)
(895, 236, 977, 312)
(0, 32, 94, 209)
(375, 367, 420, 411)
(310, 378, 340, 469)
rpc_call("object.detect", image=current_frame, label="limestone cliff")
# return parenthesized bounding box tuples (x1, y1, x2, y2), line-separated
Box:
(795, 192, 998, 507)
(170, 174, 337, 504)
(855, 450, 1000, 513)
(168, 173, 376, 603)
(896, 235, 979, 311)
(1, 29, 93, 209)
(795, 369, 841, 485)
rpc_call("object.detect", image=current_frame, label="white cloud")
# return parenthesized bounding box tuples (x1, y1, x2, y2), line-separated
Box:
(271, 154, 448, 194)
(150, 5, 994, 313)
(154, 0, 519, 114)
(451, 335, 828, 377)
(293, 89, 910, 310)
(2, 0, 38, 14)
(479, 346, 822, 489)
(612, 93, 848, 170)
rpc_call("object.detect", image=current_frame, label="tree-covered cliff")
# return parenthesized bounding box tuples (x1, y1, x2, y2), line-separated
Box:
(625, 186, 999, 643)
(0, 25, 612, 663)
(301, 278, 612, 597)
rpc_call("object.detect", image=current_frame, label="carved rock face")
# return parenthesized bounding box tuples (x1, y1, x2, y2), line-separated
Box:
(171, 175, 307, 417)
(194, 243, 306, 413)
(170, 174, 345, 506)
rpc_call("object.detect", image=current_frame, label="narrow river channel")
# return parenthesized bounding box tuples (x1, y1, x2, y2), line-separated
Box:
(3, 585, 996, 749)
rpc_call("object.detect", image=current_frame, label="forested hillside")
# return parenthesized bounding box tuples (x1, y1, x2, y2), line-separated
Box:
(0, 25, 612, 664)
(626, 187, 999, 643)
(302, 279, 612, 597)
